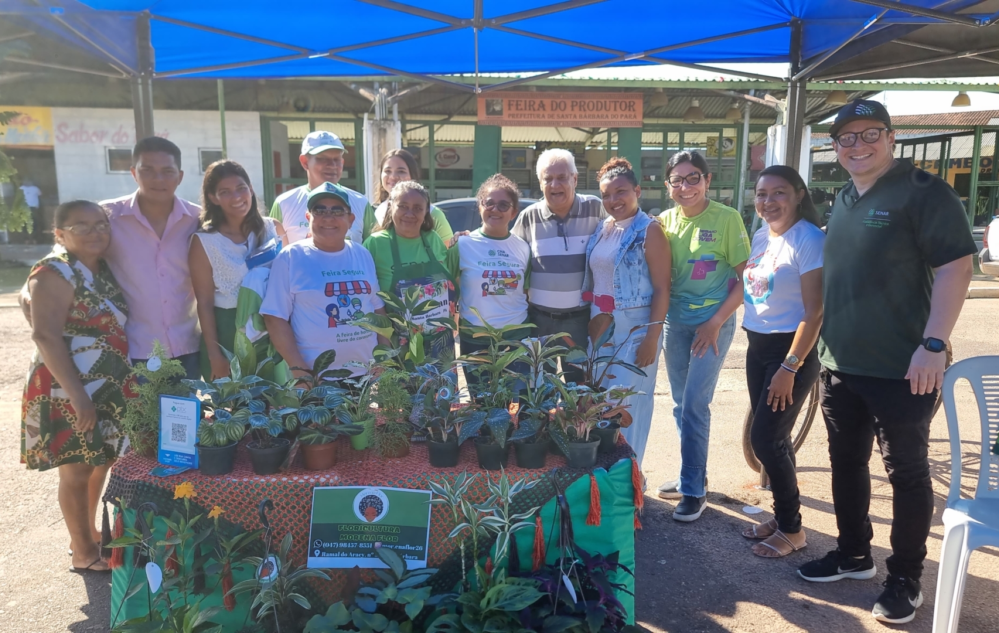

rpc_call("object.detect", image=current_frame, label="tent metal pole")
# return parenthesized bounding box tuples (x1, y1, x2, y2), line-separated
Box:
(131, 12, 155, 140)
(325, 54, 477, 92)
(815, 44, 999, 80)
(847, 0, 984, 26)
(151, 15, 310, 52)
(736, 96, 751, 213)
(894, 38, 999, 67)
(969, 126, 983, 224)
(792, 9, 888, 81)
(480, 22, 789, 92)
(356, 0, 464, 25)
(218, 79, 227, 159)
(0, 31, 33, 44)
(5, 57, 126, 78)
(49, 14, 134, 77)
(783, 20, 805, 168)
(156, 54, 311, 78)
(490, 0, 609, 25)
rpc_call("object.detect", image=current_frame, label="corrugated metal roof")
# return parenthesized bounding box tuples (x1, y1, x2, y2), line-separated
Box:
(890, 110, 999, 127)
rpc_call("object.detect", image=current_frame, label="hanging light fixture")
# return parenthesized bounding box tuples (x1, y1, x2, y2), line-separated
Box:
(726, 100, 743, 121)
(952, 91, 971, 107)
(825, 90, 848, 106)
(649, 88, 669, 108)
(683, 98, 705, 122)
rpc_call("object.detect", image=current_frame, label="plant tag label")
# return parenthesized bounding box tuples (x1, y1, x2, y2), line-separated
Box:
(562, 573, 578, 604)
(145, 562, 163, 593)
(146, 356, 162, 372)
(158, 395, 201, 469)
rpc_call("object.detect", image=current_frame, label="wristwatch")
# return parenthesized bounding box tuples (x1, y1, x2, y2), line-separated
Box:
(922, 337, 946, 353)
(784, 354, 800, 367)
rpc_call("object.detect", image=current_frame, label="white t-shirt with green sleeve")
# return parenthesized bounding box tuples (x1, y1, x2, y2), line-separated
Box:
(269, 184, 373, 244)
(447, 230, 531, 338)
(259, 239, 384, 375)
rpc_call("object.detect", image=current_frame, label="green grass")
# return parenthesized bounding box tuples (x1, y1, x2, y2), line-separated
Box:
(0, 265, 30, 292)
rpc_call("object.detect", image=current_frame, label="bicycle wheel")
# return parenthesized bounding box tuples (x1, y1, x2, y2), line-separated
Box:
(741, 381, 820, 473)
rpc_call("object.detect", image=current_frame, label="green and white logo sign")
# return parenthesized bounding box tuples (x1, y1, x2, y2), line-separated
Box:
(307, 487, 432, 569)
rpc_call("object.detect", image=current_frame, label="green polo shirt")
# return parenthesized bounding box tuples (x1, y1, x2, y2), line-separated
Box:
(818, 160, 976, 379)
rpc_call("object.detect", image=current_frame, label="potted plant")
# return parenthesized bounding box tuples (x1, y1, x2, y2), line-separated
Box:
(121, 341, 189, 456)
(195, 409, 245, 475)
(297, 398, 363, 471)
(352, 285, 457, 374)
(368, 366, 416, 459)
(551, 382, 638, 469)
(509, 334, 569, 469)
(340, 370, 378, 450)
(244, 408, 293, 475)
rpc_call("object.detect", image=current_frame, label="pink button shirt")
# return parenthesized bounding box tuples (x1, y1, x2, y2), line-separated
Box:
(101, 191, 201, 360)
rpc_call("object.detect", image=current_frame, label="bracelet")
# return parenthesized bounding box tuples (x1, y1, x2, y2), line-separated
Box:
(780, 363, 798, 374)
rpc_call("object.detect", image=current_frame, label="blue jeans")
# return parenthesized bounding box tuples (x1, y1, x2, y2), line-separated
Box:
(595, 306, 662, 468)
(663, 313, 736, 498)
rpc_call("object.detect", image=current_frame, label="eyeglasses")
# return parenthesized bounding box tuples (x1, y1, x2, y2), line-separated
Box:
(61, 222, 111, 236)
(667, 172, 703, 187)
(311, 206, 349, 218)
(483, 201, 513, 212)
(834, 128, 889, 148)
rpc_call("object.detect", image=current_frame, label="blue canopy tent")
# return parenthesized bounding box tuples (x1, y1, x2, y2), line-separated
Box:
(3, 0, 998, 166)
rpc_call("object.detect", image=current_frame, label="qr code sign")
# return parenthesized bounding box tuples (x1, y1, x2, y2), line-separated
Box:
(171, 422, 187, 443)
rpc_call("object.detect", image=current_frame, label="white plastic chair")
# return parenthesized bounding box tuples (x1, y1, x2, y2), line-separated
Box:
(932, 356, 999, 633)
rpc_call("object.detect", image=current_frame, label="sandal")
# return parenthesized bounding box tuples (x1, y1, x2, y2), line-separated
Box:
(751, 530, 807, 559)
(69, 557, 110, 574)
(742, 518, 778, 540)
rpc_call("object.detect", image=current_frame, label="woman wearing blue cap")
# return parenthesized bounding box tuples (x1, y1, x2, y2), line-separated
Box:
(189, 160, 286, 380)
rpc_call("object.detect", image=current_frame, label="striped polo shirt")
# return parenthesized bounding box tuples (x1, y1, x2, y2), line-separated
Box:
(511, 194, 606, 311)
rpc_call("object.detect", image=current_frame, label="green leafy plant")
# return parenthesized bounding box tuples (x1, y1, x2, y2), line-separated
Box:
(427, 471, 545, 633)
(373, 421, 411, 458)
(108, 485, 259, 632)
(304, 545, 443, 633)
(196, 410, 246, 448)
(549, 383, 639, 454)
(352, 286, 457, 372)
(372, 367, 416, 425)
(457, 309, 530, 408)
(121, 341, 189, 455)
(298, 417, 363, 445)
(229, 532, 330, 632)
(563, 320, 656, 389)
(0, 111, 33, 234)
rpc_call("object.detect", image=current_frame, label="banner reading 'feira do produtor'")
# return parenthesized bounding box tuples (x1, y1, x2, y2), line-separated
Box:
(307, 487, 432, 569)
(478, 92, 643, 127)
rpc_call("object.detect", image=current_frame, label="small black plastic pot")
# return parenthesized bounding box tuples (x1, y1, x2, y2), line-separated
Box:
(474, 437, 509, 471)
(591, 424, 621, 454)
(247, 438, 291, 475)
(513, 440, 547, 469)
(427, 438, 460, 468)
(565, 439, 600, 469)
(197, 442, 237, 476)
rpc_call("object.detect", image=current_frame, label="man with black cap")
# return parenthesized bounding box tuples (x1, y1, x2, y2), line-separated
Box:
(795, 100, 975, 624)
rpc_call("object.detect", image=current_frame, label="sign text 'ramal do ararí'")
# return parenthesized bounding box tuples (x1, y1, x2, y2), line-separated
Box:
(478, 92, 644, 128)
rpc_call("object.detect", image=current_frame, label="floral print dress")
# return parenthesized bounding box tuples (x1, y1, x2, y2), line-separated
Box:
(21, 252, 133, 470)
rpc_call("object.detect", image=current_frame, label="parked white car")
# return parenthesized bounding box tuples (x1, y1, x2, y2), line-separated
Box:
(979, 215, 999, 277)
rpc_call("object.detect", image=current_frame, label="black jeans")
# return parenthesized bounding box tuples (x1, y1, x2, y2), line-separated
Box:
(820, 370, 936, 580)
(745, 330, 820, 533)
(526, 305, 589, 385)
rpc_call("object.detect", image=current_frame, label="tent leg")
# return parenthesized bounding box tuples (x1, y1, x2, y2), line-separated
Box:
(132, 12, 155, 140)
(218, 79, 228, 159)
(783, 20, 805, 169)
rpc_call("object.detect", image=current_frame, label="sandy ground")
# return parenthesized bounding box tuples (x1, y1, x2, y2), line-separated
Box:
(0, 295, 998, 633)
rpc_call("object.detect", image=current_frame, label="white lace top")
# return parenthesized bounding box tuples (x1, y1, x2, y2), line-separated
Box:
(193, 217, 279, 309)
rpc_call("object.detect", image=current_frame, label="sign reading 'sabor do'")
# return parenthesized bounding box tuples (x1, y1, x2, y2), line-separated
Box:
(478, 92, 644, 128)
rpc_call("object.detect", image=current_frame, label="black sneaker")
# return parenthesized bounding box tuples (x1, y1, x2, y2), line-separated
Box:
(672, 495, 707, 522)
(872, 575, 923, 624)
(797, 549, 877, 583)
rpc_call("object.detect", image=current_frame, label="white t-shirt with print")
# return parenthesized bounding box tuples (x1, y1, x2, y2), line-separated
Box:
(454, 230, 530, 329)
(742, 220, 825, 334)
(260, 239, 384, 375)
(270, 184, 367, 244)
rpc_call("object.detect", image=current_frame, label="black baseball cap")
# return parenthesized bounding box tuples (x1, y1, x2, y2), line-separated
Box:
(829, 99, 892, 138)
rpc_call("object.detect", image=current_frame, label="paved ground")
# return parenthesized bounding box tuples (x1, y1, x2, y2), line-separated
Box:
(0, 291, 998, 632)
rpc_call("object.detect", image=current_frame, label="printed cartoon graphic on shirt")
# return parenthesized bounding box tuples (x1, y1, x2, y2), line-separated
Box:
(687, 254, 719, 280)
(480, 270, 521, 297)
(744, 253, 778, 305)
(324, 280, 373, 328)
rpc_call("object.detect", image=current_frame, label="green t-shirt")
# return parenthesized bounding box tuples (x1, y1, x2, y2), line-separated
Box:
(818, 160, 976, 379)
(362, 229, 450, 295)
(660, 199, 751, 324)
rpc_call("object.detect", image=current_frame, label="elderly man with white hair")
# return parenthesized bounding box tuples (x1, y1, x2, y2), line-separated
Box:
(511, 148, 606, 383)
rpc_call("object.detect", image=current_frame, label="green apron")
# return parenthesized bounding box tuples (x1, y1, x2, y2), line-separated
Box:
(388, 229, 457, 364)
